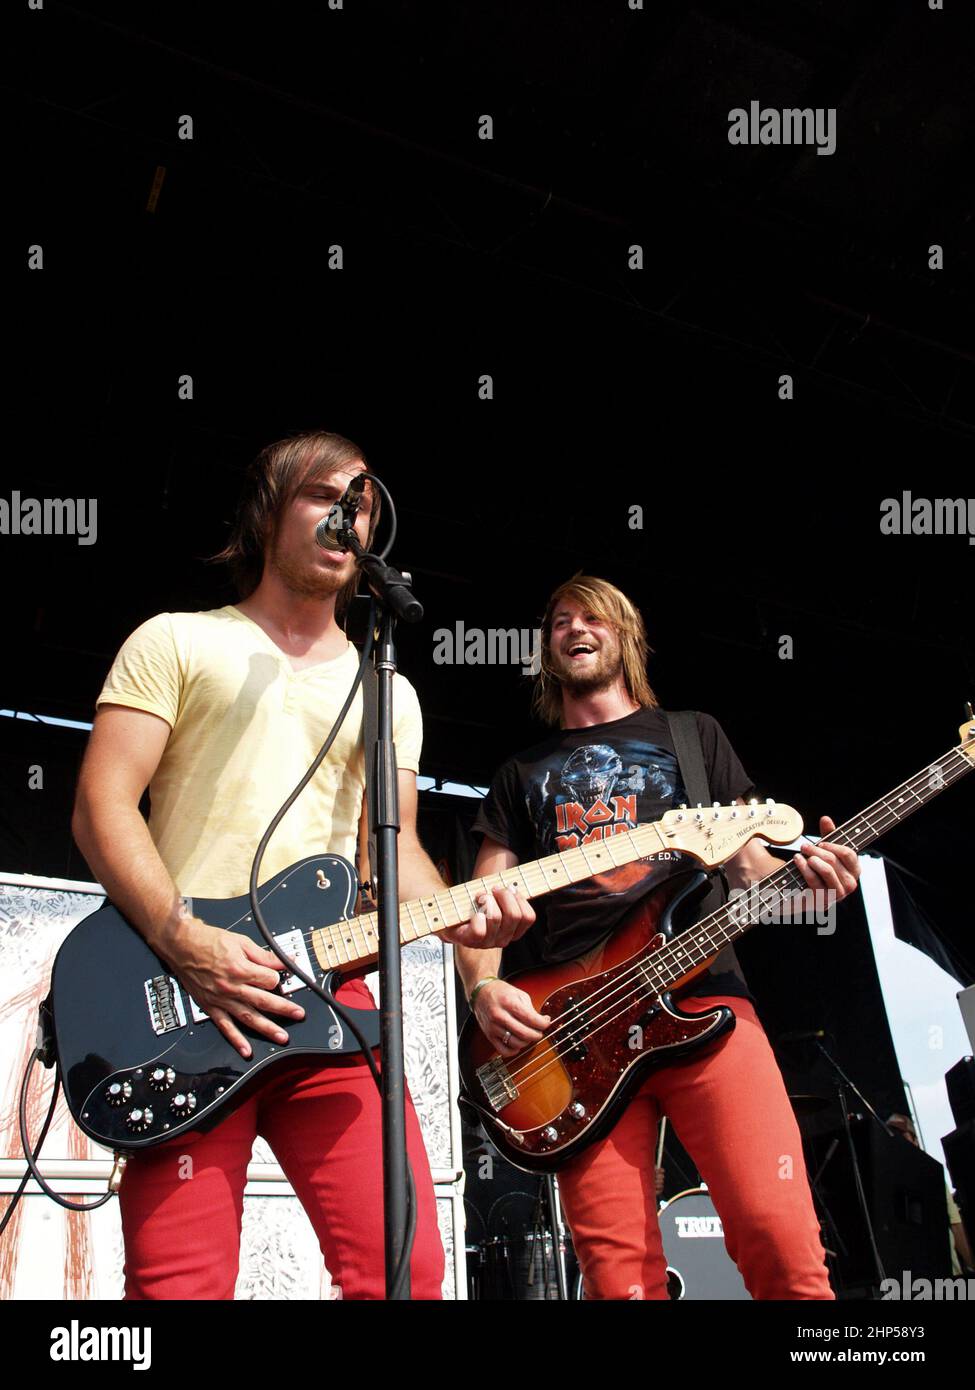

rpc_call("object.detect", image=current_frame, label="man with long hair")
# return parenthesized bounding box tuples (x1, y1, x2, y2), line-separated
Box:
(455, 575, 860, 1299)
(72, 430, 533, 1299)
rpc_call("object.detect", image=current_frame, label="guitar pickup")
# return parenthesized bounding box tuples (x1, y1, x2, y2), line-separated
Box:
(189, 930, 315, 1015)
(476, 1057, 519, 1113)
(270, 928, 314, 995)
(144, 974, 187, 1036)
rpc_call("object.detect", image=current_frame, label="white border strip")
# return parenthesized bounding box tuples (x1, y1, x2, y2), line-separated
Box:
(0, 871, 104, 894)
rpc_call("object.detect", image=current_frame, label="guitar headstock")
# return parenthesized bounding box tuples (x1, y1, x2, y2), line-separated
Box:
(658, 800, 803, 868)
(960, 705, 975, 766)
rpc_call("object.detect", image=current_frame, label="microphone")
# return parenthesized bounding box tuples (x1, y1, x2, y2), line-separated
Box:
(315, 474, 368, 551)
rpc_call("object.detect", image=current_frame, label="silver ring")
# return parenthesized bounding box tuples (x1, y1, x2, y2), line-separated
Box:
(502, 1030, 511, 1048)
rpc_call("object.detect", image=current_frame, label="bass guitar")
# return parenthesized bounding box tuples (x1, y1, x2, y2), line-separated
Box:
(50, 801, 799, 1150)
(458, 716, 975, 1172)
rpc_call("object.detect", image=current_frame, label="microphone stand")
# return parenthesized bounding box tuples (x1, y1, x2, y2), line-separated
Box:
(346, 530, 423, 1299)
(813, 1039, 892, 1293)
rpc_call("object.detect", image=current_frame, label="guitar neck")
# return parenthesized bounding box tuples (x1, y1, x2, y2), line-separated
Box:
(652, 739, 975, 984)
(310, 818, 676, 972)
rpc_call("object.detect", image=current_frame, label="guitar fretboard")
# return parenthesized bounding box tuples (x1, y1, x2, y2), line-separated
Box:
(310, 818, 674, 970)
(637, 739, 975, 994)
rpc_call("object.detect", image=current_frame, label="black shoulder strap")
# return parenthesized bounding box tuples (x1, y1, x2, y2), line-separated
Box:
(360, 658, 379, 898)
(666, 710, 711, 808)
(665, 710, 727, 916)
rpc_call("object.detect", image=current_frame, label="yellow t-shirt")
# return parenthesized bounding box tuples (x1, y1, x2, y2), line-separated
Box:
(95, 605, 422, 900)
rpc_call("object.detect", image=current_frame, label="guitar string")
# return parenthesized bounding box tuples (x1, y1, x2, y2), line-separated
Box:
(228, 741, 970, 1057)
(496, 862, 823, 1097)
(231, 743, 967, 1094)
(460, 739, 972, 1065)
(258, 803, 782, 967)
(493, 748, 975, 1100)
(489, 744, 974, 1099)
(272, 739, 969, 1012)
(495, 743, 974, 1093)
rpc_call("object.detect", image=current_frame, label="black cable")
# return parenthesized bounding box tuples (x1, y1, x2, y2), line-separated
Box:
(1, 1048, 114, 1237)
(0, 1051, 53, 1236)
(247, 476, 418, 1297)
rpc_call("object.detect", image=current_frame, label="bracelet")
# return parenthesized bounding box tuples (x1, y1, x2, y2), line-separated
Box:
(468, 976, 499, 1008)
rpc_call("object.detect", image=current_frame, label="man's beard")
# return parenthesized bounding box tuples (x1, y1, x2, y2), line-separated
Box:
(268, 541, 355, 600)
(550, 647, 623, 697)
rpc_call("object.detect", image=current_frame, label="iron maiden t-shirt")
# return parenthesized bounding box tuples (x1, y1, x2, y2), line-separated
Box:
(472, 707, 757, 1001)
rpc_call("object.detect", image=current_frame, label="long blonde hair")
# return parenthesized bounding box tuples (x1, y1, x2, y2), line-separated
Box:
(531, 574, 658, 726)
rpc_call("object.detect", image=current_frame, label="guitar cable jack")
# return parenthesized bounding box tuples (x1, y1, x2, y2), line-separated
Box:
(109, 1152, 128, 1193)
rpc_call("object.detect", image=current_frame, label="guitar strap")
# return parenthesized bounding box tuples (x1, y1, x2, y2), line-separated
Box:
(665, 711, 751, 988)
(665, 710, 730, 922)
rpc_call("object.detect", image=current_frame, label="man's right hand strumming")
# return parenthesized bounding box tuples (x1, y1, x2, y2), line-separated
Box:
(472, 978, 550, 1059)
(163, 913, 305, 1059)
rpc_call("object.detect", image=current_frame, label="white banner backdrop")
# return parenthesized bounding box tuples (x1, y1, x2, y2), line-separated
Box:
(0, 872, 466, 1300)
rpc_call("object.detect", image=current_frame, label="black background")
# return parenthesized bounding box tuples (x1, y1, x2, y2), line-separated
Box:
(8, 3, 975, 1121)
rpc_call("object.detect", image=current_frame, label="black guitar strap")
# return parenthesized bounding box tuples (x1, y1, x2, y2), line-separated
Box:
(665, 710, 729, 921)
(664, 711, 753, 990)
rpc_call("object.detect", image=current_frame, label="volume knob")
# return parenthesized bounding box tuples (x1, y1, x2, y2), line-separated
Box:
(125, 1107, 154, 1132)
(149, 1066, 176, 1091)
(170, 1091, 197, 1118)
(105, 1081, 132, 1107)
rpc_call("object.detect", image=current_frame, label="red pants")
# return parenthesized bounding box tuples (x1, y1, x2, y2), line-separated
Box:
(557, 995, 834, 1300)
(118, 979, 444, 1300)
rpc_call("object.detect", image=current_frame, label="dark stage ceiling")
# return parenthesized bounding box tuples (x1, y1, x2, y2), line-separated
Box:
(8, 1, 975, 981)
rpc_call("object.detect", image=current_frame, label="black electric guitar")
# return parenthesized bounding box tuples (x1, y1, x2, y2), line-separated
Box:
(457, 716, 975, 1172)
(49, 801, 801, 1150)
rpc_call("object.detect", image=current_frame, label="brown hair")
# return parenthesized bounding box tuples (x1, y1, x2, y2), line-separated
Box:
(210, 430, 379, 620)
(531, 574, 658, 726)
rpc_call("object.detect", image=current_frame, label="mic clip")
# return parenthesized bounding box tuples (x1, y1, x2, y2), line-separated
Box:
(316, 475, 368, 553)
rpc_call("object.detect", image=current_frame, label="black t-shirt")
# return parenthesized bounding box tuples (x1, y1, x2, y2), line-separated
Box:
(471, 707, 757, 1001)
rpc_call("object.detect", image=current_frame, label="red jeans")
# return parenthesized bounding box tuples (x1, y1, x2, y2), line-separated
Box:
(118, 979, 444, 1300)
(557, 995, 834, 1300)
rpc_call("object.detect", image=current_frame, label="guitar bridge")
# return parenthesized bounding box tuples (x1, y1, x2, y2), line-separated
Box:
(144, 974, 187, 1036)
(476, 1057, 519, 1113)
